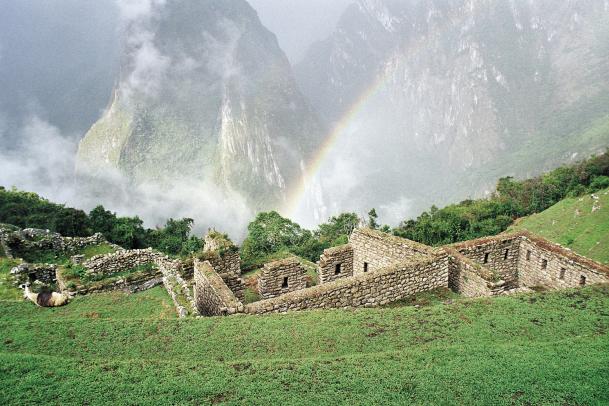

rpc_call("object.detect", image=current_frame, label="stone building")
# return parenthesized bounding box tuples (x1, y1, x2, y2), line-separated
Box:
(318, 244, 353, 283)
(192, 228, 609, 317)
(258, 257, 308, 299)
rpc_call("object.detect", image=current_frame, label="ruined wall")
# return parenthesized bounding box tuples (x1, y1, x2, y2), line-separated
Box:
(201, 232, 245, 301)
(193, 260, 243, 316)
(350, 228, 436, 275)
(83, 248, 162, 277)
(258, 257, 308, 299)
(518, 233, 609, 289)
(453, 235, 521, 287)
(446, 248, 506, 297)
(10, 263, 57, 285)
(204, 251, 244, 301)
(245, 254, 449, 315)
(0, 228, 12, 258)
(319, 244, 354, 284)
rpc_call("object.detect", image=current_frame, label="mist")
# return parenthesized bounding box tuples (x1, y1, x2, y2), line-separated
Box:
(0, 0, 351, 238)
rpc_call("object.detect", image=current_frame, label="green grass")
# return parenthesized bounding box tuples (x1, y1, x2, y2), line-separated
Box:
(0, 257, 22, 300)
(80, 243, 118, 260)
(511, 187, 609, 264)
(1, 284, 608, 404)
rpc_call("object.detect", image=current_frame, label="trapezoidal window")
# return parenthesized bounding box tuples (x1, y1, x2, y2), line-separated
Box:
(483, 253, 490, 264)
(541, 259, 548, 270)
(526, 250, 532, 261)
(580, 275, 586, 286)
(282, 277, 289, 288)
(559, 268, 566, 280)
(504, 249, 509, 260)
(335, 263, 342, 275)
(364, 262, 369, 273)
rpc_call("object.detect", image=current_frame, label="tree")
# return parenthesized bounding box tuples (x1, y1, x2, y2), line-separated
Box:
(241, 211, 314, 262)
(367, 209, 379, 230)
(316, 212, 360, 244)
(88, 206, 117, 237)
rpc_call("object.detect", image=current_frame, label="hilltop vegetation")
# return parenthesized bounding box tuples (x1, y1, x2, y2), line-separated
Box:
(1, 285, 608, 404)
(511, 188, 609, 264)
(393, 150, 609, 246)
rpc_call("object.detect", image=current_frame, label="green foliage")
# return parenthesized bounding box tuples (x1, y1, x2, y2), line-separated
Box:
(0, 189, 203, 256)
(316, 212, 359, 245)
(1, 286, 609, 404)
(80, 244, 118, 260)
(241, 211, 318, 264)
(241, 211, 359, 266)
(0, 187, 90, 236)
(395, 150, 609, 245)
(0, 257, 22, 300)
(367, 208, 379, 230)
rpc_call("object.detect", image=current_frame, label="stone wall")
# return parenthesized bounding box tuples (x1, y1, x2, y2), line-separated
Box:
(200, 236, 245, 300)
(453, 235, 521, 287)
(319, 244, 354, 283)
(83, 248, 161, 277)
(57, 265, 164, 295)
(258, 257, 308, 299)
(193, 260, 243, 316)
(517, 232, 609, 289)
(0, 228, 13, 258)
(10, 263, 57, 285)
(446, 248, 506, 297)
(245, 254, 449, 315)
(350, 228, 436, 275)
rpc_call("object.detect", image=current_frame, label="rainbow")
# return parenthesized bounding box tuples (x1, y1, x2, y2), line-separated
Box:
(282, 72, 391, 218)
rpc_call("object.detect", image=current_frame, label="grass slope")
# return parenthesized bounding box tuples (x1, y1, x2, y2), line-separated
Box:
(1, 286, 609, 405)
(511, 188, 609, 264)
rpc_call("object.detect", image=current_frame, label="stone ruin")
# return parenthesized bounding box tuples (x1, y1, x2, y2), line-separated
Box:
(5, 224, 608, 318)
(258, 257, 308, 299)
(193, 228, 609, 316)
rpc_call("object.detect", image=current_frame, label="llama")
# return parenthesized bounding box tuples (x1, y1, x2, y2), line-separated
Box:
(20, 284, 70, 307)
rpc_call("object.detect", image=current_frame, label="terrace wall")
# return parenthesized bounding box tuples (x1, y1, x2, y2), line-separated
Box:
(83, 248, 163, 277)
(245, 253, 449, 315)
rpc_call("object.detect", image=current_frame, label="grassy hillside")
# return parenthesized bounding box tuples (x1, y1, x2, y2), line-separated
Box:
(511, 188, 609, 264)
(1, 286, 609, 405)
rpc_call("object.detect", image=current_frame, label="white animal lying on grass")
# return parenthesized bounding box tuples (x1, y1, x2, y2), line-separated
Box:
(20, 283, 71, 307)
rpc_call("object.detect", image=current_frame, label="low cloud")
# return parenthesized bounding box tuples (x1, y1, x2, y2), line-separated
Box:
(0, 115, 253, 240)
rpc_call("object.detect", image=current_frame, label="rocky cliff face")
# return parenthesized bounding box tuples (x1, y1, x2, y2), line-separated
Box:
(295, 0, 609, 224)
(77, 0, 322, 210)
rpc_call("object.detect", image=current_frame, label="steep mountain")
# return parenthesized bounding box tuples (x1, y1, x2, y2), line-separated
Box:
(295, 0, 609, 224)
(77, 0, 322, 210)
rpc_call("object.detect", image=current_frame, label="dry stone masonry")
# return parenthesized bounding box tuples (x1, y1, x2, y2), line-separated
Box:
(452, 235, 521, 287)
(350, 228, 437, 275)
(193, 260, 243, 316)
(318, 244, 354, 283)
(258, 257, 308, 299)
(8, 225, 604, 317)
(201, 232, 245, 301)
(245, 254, 449, 314)
(83, 249, 161, 278)
(450, 231, 609, 297)
(192, 228, 609, 316)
